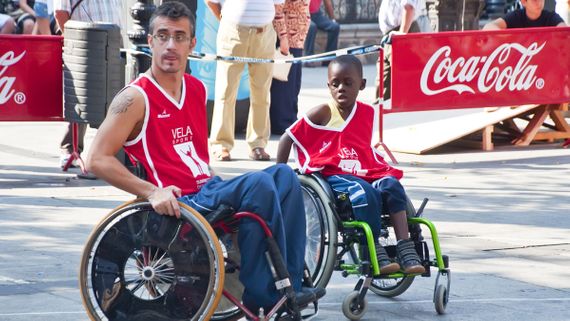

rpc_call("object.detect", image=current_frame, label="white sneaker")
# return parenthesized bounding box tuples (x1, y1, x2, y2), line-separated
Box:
(60, 154, 78, 169)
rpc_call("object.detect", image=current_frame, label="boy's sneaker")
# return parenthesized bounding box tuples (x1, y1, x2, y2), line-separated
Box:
(375, 242, 400, 274)
(396, 239, 426, 274)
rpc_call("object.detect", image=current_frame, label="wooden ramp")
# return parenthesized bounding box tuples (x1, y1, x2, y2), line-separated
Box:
(383, 105, 540, 154)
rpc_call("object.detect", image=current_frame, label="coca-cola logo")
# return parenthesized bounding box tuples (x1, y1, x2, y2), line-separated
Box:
(0, 50, 26, 105)
(420, 42, 545, 96)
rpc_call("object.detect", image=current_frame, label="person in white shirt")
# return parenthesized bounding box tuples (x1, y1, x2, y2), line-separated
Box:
(377, 0, 420, 104)
(207, 0, 283, 162)
(32, 0, 53, 35)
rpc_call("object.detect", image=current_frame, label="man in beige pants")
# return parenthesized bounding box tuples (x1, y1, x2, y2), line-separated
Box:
(207, 0, 284, 161)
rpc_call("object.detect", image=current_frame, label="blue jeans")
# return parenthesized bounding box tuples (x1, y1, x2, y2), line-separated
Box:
(304, 10, 340, 56)
(33, 1, 50, 19)
(327, 175, 407, 240)
(178, 164, 306, 311)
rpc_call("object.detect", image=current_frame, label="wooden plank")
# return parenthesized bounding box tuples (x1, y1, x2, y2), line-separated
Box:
(512, 106, 550, 146)
(383, 105, 538, 154)
(482, 126, 494, 151)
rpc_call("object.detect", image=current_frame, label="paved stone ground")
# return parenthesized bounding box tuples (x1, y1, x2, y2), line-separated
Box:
(1, 65, 569, 320)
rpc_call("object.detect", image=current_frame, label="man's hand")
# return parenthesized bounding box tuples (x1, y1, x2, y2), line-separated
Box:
(380, 31, 403, 47)
(146, 186, 183, 218)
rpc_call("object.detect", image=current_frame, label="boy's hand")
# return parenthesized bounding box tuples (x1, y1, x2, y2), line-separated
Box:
(147, 186, 182, 218)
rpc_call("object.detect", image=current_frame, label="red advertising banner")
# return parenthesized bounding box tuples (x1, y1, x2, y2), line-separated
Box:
(0, 35, 64, 121)
(391, 27, 570, 112)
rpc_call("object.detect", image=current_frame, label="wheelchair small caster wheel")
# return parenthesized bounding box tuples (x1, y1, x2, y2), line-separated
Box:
(434, 283, 448, 314)
(342, 291, 368, 321)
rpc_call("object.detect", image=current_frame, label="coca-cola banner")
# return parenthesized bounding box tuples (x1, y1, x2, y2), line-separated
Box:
(0, 35, 64, 121)
(391, 27, 570, 112)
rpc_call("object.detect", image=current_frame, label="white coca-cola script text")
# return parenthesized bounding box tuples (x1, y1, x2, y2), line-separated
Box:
(420, 42, 545, 95)
(0, 51, 26, 105)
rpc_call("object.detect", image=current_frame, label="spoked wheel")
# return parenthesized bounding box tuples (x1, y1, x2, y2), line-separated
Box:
(299, 175, 338, 289)
(79, 201, 225, 321)
(342, 291, 368, 321)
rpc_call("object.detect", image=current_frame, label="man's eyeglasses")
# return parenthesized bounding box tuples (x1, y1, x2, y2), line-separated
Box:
(152, 33, 191, 44)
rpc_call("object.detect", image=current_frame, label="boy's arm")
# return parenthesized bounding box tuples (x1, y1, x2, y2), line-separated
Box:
(276, 104, 331, 163)
(276, 133, 294, 163)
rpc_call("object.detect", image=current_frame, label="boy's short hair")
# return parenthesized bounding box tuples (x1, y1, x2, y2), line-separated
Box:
(149, 1, 196, 38)
(329, 55, 363, 78)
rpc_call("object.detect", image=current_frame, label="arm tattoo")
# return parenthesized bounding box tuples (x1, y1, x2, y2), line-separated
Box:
(110, 93, 134, 115)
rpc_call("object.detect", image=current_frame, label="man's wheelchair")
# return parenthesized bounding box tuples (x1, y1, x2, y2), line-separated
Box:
(79, 200, 320, 321)
(300, 173, 451, 320)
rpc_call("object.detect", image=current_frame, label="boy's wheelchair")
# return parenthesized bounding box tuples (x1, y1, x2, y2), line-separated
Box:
(300, 173, 451, 320)
(79, 200, 319, 321)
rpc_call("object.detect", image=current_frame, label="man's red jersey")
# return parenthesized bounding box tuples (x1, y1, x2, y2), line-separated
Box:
(286, 101, 403, 182)
(124, 74, 211, 195)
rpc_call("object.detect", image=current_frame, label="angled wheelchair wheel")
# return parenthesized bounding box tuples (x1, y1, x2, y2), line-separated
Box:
(211, 232, 244, 321)
(371, 198, 417, 297)
(299, 175, 338, 289)
(79, 201, 225, 321)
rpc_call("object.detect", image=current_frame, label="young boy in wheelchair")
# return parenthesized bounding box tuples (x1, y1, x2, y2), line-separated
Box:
(276, 55, 425, 275)
(86, 2, 323, 318)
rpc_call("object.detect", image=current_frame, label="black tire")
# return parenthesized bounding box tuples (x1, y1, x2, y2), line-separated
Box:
(298, 175, 338, 289)
(64, 62, 107, 74)
(79, 201, 225, 321)
(64, 29, 110, 42)
(64, 46, 106, 58)
(64, 38, 106, 50)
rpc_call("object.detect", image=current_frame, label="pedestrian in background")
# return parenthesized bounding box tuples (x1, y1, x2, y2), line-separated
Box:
(483, 0, 565, 29)
(270, 0, 310, 135)
(207, 0, 281, 161)
(416, 0, 432, 32)
(5, 0, 35, 34)
(304, 0, 339, 66)
(377, 0, 419, 106)
(54, 0, 123, 169)
(32, 0, 52, 35)
(0, 13, 15, 33)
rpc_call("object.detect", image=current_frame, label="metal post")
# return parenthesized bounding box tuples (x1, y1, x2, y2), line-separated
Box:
(126, 0, 155, 81)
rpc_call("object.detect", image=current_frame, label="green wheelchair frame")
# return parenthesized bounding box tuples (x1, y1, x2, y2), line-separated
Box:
(300, 173, 451, 320)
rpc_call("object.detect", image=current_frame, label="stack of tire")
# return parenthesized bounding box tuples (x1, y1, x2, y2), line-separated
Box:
(63, 21, 123, 128)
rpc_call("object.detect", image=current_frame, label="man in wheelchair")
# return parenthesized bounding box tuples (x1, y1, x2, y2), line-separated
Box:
(86, 2, 323, 318)
(276, 55, 425, 275)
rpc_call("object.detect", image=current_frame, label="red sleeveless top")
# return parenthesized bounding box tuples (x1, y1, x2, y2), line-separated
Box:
(124, 74, 211, 195)
(286, 101, 403, 182)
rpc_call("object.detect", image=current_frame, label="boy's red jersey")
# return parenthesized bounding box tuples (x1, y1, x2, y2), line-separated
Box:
(286, 101, 403, 182)
(123, 74, 211, 195)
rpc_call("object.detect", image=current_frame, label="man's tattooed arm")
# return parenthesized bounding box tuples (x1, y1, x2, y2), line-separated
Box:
(110, 92, 135, 115)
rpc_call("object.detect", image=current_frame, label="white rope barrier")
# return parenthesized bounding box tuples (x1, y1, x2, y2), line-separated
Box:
(121, 44, 382, 64)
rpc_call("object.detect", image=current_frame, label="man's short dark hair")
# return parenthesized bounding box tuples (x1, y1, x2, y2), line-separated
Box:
(330, 55, 363, 78)
(149, 1, 196, 38)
